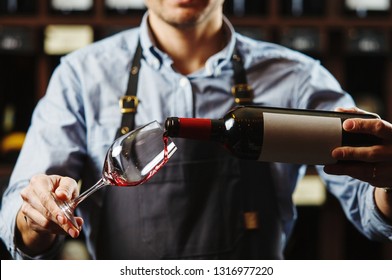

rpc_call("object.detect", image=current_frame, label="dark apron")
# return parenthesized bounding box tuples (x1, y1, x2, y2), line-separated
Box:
(96, 139, 282, 259)
(96, 38, 283, 259)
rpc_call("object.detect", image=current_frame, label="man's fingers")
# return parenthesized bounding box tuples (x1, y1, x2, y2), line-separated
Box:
(332, 145, 392, 163)
(342, 118, 392, 141)
(55, 214, 83, 238)
(24, 174, 82, 238)
(335, 106, 378, 116)
(50, 176, 79, 201)
(324, 162, 392, 187)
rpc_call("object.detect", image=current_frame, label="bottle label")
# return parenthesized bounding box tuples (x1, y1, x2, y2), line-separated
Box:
(106, 0, 146, 10)
(51, 0, 93, 11)
(259, 113, 341, 165)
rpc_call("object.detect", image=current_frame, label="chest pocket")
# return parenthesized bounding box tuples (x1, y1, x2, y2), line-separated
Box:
(97, 139, 282, 259)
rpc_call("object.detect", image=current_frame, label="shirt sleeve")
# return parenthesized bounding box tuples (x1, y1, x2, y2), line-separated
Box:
(294, 58, 392, 241)
(0, 182, 67, 260)
(0, 58, 87, 259)
(316, 166, 392, 241)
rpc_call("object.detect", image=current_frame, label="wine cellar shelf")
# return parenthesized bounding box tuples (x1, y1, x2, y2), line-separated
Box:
(1, 0, 392, 260)
(1, 0, 392, 118)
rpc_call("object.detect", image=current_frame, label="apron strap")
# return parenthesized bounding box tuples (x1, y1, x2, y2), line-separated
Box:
(231, 48, 254, 105)
(116, 39, 254, 138)
(116, 40, 143, 138)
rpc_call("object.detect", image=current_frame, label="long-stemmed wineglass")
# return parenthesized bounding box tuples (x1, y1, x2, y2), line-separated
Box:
(53, 120, 177, 228)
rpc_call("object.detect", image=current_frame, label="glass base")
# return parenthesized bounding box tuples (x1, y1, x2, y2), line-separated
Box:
(52, 193, 78, 228)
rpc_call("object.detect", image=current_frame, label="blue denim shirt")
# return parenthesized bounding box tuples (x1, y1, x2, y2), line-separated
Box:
(1, 14, 391, 259)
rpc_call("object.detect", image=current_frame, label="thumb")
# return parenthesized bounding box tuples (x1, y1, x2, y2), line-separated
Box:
(51, 176, 79, 201)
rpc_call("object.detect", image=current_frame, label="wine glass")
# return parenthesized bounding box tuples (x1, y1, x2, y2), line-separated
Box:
(53, 120, 177, 228)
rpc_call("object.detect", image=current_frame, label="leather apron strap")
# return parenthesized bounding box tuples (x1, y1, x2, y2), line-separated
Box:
(116, 40, 254, 137)
(116, 40, 143, 138)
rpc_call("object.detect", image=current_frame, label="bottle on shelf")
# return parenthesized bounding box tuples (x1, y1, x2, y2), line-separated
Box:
(0, 104, 26, 164)
(0, 26, 36, 54)
(0, 0, 36, 15)
(164, 106, 381, 165)
(223, 0, 266, 17)
(280, 0, 325, 17)
(280, 27, 322, 55)
(346, 28, 388, 54)
(49, 0, 93, 15)
(344, 28, 388, 119)
(344, 0, 390, 18)
(44, 24, 94, 56)
(105, 0, 146, 15)
(0, 26, 36, 164)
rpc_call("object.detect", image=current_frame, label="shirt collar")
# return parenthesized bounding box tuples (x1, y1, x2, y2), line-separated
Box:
(138, 12, 237, 75)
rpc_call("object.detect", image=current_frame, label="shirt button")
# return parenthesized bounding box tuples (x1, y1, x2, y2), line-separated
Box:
(148, 58, 160, 69)
(179, 77, 188, 87)
(153, 59, 160, 68)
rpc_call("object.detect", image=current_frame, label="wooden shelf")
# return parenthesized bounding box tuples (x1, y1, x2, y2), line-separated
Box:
(1, 1, 390, 119)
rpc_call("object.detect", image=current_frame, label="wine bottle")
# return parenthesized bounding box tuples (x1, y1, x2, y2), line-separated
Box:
(0, 103, 28, 164)
(44, 25, 94, 55)
(0, 26, 36, 54)
(105, 0, 146, 15)
(344, 0, 390, 18)
(164, 106, 382, 165)
(281, 0, 325, 17)
(49, 0, 93, 15)
(0, 0, 36, 15)
(223, 0, 266, 17)
(346, 28, 387, 54)
(280, 27, 320, 54)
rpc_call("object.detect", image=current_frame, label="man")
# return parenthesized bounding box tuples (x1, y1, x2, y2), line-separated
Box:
(1, 0, 391, 259)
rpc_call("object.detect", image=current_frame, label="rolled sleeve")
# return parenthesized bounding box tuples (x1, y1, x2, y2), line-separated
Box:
(364, 188, 392, 241)
(1, 180, 66, 259)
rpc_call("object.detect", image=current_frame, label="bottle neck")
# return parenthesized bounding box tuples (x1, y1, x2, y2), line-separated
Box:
(165, 117, 225, 141)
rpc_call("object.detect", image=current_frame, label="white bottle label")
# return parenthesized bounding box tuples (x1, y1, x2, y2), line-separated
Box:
(259, 113, 342, 165)
(51, 0, 93, 11)
(105, 0, 146, 9)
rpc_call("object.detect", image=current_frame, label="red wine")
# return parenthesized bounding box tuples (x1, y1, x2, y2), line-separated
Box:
(165, 105, 382, 165)
(103, 134, 170, 186)
(55, 121, 176, 229)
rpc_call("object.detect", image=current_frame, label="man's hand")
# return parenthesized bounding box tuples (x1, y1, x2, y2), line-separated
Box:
(324, 107, 392, 222)
(324, 107, 392, 187)
(16, 174, 84, 256)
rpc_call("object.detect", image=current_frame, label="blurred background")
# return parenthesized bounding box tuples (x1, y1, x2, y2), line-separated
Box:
(1, 0, 392, 260)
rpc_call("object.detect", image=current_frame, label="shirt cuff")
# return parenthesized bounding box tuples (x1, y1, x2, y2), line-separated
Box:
(365, 187, 392, 241)
(14, 235, 66, 260)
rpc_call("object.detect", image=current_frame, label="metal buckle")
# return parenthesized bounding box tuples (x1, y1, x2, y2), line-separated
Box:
(119, 96, 139, 113)
(243, 211, 259, 230)
(231, 84, 254, 105)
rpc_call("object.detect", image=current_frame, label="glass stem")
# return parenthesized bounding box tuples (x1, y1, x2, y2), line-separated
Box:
(68, 177, 107, 209)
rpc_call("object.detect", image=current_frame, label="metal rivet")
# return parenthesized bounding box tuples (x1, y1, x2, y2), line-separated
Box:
(131, 66, 139, 75)
(121, 127, 130, 135)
